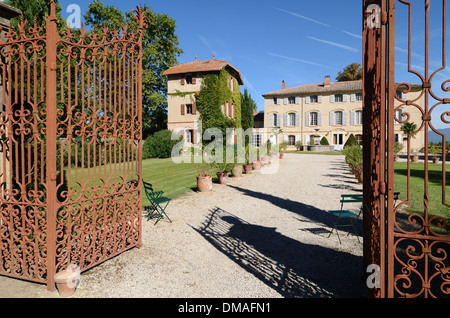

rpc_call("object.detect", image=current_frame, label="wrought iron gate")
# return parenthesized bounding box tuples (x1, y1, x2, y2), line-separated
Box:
(363, 0, 450, 298)
(0, 1, 146, 290)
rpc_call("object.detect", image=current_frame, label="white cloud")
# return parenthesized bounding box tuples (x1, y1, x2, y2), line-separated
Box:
(266, 52, 339, 71)
(306, 36, 360, 53)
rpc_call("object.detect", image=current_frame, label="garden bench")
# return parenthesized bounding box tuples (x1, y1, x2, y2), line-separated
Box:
(143, 180, 172, 225)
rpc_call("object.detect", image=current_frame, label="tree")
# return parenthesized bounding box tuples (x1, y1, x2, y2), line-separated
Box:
(336, 63, 363, 82)
(83, 0, 183, 139)
(401, 122, 417, 139)
(241, 89, 257, 145)
(6, 0, 66, 32)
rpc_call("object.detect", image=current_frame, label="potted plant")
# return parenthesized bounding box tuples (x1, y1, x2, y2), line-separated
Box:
(214, 151, 234, 185)
(197, 164, 212, 192)
(231, 145, 244, 178)
(410, 149, 419, 163)
(394, 142, 403, 162)
(295, 140, 303, 151)
(429, 144, 441, 164)
(242, 144, 253, 174)
(279, 141, 288, 159)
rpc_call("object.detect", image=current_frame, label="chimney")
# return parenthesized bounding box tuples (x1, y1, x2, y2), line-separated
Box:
(324, 75, 331, 87)
(282, 80, 286, 90)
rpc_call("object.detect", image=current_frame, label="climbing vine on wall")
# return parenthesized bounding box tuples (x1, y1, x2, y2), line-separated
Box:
(196, 68, 241, 145)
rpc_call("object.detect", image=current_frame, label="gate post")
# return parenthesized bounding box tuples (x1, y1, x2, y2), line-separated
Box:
(362, 0, 387, 298)
(45, 1, 59, 292)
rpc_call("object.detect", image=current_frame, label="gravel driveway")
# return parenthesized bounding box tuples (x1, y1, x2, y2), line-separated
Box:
(0, 153, 368, 298)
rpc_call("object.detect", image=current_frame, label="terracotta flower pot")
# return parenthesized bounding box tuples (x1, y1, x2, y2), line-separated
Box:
(432, 157, 439, 164)
(216, 172, 229, 184)
(411, 155, 419, 163)
(244, 164, 253, 174)
(232, 165, 243, 178)
(197, 175, 212, 192)
(279, 153, 284, 159)
(252, 160, 261, 170)
(54, 270, 80, 297)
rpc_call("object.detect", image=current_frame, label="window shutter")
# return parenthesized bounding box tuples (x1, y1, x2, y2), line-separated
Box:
(402, 92, 407, 99)
(295, 135, 300, 143)
(232, 104, 236, 118)
(318, 112, 322, 126)
(192, 76, 196, 85)
(269, 113, 274, 128)
(343, 111, 347, 126)
(330, 95, 335, 103)
(276, 114, 280, 127)
(277, 98, 281, 105)
(181, 104, 185, 115)
(269, 98, 274, 105)
(193, 130, 197, 144)
(351, 93, 356, 102)
(284, 97, 288, 105)
(295, 96, 300, 104)
(305, 112, 310, 127)
(192, 103, 197, 115)
(343, 94, 348, 102)
(181, 77, 185, 85)
(350, 110, 355, 125)
(284, 113, 288, 127)
(305, 134, 310, 145)
(329, 111, 335, 126)
(295, 113, 300, 127)
(229, 103, 232, 118)
(318, 95, 323, 103)
(284, 135, 288, 142)
(305, 96, 310, 104)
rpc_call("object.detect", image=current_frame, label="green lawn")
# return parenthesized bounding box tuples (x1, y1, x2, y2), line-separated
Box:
(141, 156, 221, 206)
(394, 162, 450, 225)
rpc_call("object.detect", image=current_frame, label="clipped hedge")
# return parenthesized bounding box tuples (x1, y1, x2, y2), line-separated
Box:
(342, 145, 363, 182)
(143, 129, 182, 159)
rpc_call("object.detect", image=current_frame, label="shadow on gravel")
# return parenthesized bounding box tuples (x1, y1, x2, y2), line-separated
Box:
(193, 207, 368, 298)
(228, 185, 363, 238)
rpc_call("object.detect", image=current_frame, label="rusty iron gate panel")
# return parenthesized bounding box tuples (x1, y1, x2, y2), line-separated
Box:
(0, 1, 146, 291)
(364, 0, 450, 298)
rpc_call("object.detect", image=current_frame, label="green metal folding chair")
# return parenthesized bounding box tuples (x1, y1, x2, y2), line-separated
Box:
(328, 194, 363, 244)
(143, 180, 172, 225)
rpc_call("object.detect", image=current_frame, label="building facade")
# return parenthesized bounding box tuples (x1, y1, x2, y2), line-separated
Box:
(262, 76, 425, 152)
(162, 58, 243, 146)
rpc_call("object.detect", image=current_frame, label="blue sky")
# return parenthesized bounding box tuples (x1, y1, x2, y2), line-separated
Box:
(58, 0, 364, 111)
(58, 0, 450, 128)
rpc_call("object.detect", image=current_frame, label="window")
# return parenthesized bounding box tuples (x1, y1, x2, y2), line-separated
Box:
(335, 111, 343, 125)
(310, 95, 318, 103)
(288, 97, 296, 104)
(270, 113, 279, 127)
(356, 134, 363, 146)
(288, 135, 296, 146)
(251, 134, 262, 148)
(356, 93, 363, 101)
(355, 110, 363, 125)
(396, 109, 405, 122)
(185, 129, 194, 144)
(186, 104, 193, 115)
(273, 97, 278, 105)
(310, 112, 318, 126)
(335, 94, 344, 103)
(288, 113, 296, 126)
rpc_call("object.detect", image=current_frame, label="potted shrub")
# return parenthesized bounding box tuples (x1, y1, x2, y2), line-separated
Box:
(243, 144, 253, 174)
(231, 145, 244, 178)
(295, 140, 303, 151)
(394, 142, 403, 162)
(213, 148, 234, 185)
(279, 141, 288, 159)
(197, 165, 212, 192)
(429, 144, 441, 164)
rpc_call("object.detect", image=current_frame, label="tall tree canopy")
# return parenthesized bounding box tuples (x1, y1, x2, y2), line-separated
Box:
(6, 0, 66, 31)
(336, 63, 363, 82)
(84, 0, 183, 139)
(241, 89, 257, 132)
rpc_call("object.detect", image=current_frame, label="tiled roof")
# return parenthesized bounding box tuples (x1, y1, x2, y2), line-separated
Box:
(263, 80, 362, 97)
(162, 59, 244, 85)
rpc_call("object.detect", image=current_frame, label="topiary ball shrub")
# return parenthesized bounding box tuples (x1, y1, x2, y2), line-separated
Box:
(320, 137, 329, 145)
